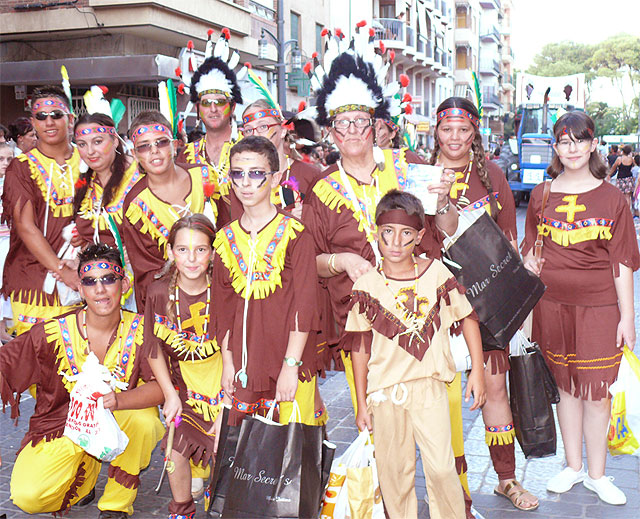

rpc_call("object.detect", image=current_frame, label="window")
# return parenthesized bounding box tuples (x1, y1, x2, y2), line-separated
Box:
(456, 7, 468, 29)
(456, 48, 467, 69)
(316, 23, 323, 55)
(291, 11, 300, 43)
(379, 0, 395, 18)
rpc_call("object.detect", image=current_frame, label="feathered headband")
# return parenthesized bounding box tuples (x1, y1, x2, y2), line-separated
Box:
(303, 22, 411, 128)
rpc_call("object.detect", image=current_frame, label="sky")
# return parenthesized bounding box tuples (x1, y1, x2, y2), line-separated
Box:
(511, 0, 640, 71)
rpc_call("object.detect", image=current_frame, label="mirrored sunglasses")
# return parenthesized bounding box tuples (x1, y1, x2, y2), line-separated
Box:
(228, 169, 274, 181)
(200, 98, 229, 108)
(134, 137, 172, 154)
(34, 110, 69, 121)
(80, 273, 122, 287)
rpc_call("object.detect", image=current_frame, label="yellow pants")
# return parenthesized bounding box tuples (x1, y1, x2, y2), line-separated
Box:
(344, 351, 469, 496)
(279, 376, 328, 426)
(370, 378, 465, 519)
(11, 406, 164, 515)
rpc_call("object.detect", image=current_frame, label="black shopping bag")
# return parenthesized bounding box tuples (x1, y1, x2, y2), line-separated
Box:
(444, 210, 545, 349)
(509, 340, 558, 458)
(221, 411, 326, 519)
(207, 406, 241, 516)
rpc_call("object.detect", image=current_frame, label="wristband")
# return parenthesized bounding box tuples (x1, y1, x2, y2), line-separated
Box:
(435, 201, 451, 215)
(284, 357, 303, 367)
(328, 253, 338, 275)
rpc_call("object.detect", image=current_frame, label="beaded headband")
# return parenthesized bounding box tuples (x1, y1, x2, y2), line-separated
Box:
(384, 119, 400, 133)
(131, 124, 173, 143)
(560, 126, 594, 138)
(242, 109, 282, 125)
(81, 261, 124, 277)
(376, 209, 424, 231)
(32, 99, 70, 113)
(199, 89, 231, 99)
(329, 104, 375, 117)
(75, 126, 117, 139)
(437, 107, 480, 128)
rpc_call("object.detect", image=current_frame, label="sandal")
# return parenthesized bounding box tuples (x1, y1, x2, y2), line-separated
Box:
(494, 480, 539, 511)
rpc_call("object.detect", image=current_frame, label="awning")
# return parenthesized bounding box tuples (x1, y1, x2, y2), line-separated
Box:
(0, 54, 179, 86)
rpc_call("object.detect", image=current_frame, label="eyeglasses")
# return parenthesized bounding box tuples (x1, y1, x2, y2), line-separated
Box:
(34, 110, 69, 121)
(556, 138, 591, 150)
(80, 273, 122, 287)
(228, 169, 275, 181)
(135, 137, 172, 154)
(241, 124, 280, 136)
(331, 118, 373, 130)
(200, 98, 229, 108)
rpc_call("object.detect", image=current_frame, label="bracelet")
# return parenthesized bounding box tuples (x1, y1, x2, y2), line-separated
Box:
(435, 200, 451, 215)
(328, 253, 338, 275)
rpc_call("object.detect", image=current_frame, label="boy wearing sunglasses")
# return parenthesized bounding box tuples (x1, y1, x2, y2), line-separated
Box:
(213, 136, 321, 426)
(177, 52, 244, 227)
(0, 243, 164, 519)
(1, 86, 82, 335)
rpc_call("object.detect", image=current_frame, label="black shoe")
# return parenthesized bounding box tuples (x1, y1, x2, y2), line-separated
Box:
(98, 511, 128, 519)
(76, 487, 96, 507)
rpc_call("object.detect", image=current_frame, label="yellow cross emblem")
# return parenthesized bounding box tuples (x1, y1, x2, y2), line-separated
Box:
(181, 301, 207, 336)
(555, 195, 586, 223)
(449, 171, 469, 199)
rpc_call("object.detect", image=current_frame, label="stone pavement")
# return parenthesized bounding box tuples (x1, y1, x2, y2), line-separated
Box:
(1, 206, 639, 518)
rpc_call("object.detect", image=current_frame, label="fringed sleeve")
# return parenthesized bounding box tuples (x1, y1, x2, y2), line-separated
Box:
(1, 156, 35, 226)
(0, 331, 39, 419)
(609, 194, 640, 276)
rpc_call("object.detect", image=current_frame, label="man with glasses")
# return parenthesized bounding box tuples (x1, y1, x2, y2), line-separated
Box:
(0, 243, 164, 519)
(177, 55, 244, 227)
(1, 86, 82, 336)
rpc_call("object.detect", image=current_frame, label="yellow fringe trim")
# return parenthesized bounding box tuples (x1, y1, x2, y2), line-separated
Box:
(78, 161, 141, 229)
(49, 311, 143, 394)
(214, 214, 304, 299)
(179, 355, 223, 421)
(485, 428, 516, 446)
(153, 318, 219, 360)
(185, 398, 222, 424)
(124, 168, 205, 256)
(22, 148, 80, 218)
(538, 223, 612, 247)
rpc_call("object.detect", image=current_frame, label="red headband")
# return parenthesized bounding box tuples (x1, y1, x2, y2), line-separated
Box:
(437, 107, 480, 128)
(75, 126, 117, 139)
(131, 124, 173, 143)
(32, 98, 70, 112)
(376, 209, 424, 231)
(561, 126, 594, 138)
(242, 109, 282, 124)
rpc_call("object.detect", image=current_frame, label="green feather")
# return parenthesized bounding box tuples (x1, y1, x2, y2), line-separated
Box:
(471, 71, 483, 118)
(247, 69, 281, 113)
(167, 79, 178, 137)
(109, 99, 126, 127)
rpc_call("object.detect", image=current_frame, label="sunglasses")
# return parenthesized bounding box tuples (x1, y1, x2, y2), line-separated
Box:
(34, 110, 69, 121)
(200, 98, 230, 108)
(241, 123, 280, 137)
(80, 273, 122, 287)
(228, 169, 275, 181)
(134, 137, 172, 154)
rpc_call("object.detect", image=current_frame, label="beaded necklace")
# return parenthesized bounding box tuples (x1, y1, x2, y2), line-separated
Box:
(81, 307, 124, 358)
(379, 255, 425, 345)
(173, 279, 211, 361)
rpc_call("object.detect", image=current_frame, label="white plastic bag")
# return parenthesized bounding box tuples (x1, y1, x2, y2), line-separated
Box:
(63, 352, 129, 462)
(608, 346, 640, 456)
(320, 429, 384, 519)
(449, 331, 472, 372)
(43, 223, 82, 306)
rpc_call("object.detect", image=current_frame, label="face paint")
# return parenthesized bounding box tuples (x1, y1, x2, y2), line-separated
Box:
(256, 176, 268, 189)
(189, 228, 195, 251)
(380, 233, 389, 246)
(222, 104, 231, 117)
(402, 238, 415, 248)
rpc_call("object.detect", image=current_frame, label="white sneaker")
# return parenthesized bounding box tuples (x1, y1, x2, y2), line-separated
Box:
(583, 475, 626, 505)
(546, 465, 586, 493)
(191, 477, 204, 499)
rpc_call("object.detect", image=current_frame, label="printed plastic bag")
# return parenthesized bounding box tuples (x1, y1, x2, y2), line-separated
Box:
(43, 224, 82, 306)
(320, 430, 383, 519)
(608, 346, 640, 456)
(63, 352, 129, 462)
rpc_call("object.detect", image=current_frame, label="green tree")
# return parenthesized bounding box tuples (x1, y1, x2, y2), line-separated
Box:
(587, 101, 638, 137)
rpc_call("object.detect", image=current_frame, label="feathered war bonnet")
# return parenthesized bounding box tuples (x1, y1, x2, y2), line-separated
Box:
(304, 22, 411, 168)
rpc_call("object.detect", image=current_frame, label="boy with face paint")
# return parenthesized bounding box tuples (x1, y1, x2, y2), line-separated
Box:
(346, 189, 486, 519)
(213, 136, 322, 426)
(1, 85, 82, 335)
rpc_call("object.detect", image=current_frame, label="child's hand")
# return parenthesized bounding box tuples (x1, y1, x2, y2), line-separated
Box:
(355, 408, 372, 433)
(616, 315, 636, 350)
(466, 368, 486, 411)
(221, 363, 236, 398)
(523, 255, 545, 276)
(275, 365, 299, 402)
(162, 391, 182, 423)
(337, 252, 373, 282)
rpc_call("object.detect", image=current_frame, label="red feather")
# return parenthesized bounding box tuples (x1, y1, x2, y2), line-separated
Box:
(356, 20, 367, 28)
(335, 28, 343, 38)
(207, 28, 214, 37)
(187, 40, 194, 50)
(303, 62, 312, 75)
(178, 119, 184, 134)
(75, 177, 87, 189)
(244, 61, 252, 69)
(321, 28, 329, 37)
(389, 50, 395, 63)
(281, 122, 294, 131)
(399, 74, 409, 87)
(203, 182, 216, 198)
(221, 28, 231, 40)
(177, 83, 185, 95)
(312, 52, 318, 59)
(175, 67, 182, 77)
(379, 41, 385, 53)
(298, 101, 306, 112)
(369, 28, 375, 37)
(405, 104, 413, 115)
(402, 93, 412, 103)
(98, 85, 108, 95)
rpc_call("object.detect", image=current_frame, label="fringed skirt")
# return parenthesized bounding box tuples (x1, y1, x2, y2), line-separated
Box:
(532, 298, 622, 401)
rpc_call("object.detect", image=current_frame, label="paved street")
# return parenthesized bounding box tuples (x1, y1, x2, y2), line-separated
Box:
(1, 205, 639, 518)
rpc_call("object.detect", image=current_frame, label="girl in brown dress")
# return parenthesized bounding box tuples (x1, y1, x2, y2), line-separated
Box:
(523, 111, 639, 506)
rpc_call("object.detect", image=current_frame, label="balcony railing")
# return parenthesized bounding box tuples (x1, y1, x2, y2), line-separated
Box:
(483, 87, 502, 106)
(479, 59, 500, 74)
(406, 25, 416, 47)
(373, 18, 405, 43)
(480, 24, 500, 42)
(248, 0, 275, 21)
